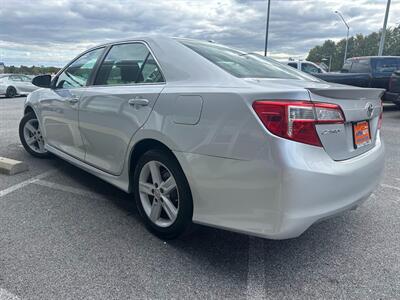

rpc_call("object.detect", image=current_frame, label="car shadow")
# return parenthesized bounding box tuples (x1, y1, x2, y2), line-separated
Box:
(50, 155, 357, 279)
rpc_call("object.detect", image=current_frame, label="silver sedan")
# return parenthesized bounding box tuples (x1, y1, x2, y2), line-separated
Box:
(0, 74, 38, 97)
(19, 37, 385, 240)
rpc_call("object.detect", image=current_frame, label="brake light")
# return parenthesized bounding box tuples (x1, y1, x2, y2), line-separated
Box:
(253, 101, 344, 147)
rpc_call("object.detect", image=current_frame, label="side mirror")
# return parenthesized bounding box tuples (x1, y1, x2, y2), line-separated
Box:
(32, 74, 52, 88)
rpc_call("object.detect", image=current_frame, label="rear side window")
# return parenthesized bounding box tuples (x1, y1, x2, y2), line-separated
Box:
(10, 75, 21, 81)
(94, 43, 164, 85)
(350, 59, 370, 73)
(180, 40, 319, 81)
(374, 58, 400, 73)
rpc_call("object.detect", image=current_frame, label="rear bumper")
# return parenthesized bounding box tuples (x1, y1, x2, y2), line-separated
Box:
(174, 133, 385, 240)
(383, 91, 400, 104)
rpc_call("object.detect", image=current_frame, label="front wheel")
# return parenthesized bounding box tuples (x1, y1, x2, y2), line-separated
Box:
(19, 112, 50, 158)
(134, 149, 193, 239)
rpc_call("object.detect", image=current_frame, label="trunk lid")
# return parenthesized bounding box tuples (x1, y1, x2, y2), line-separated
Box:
(244, 78, 384, 161)
(307, 86, 383, 161)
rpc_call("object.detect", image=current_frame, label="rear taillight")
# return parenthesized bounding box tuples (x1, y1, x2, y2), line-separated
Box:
(252, 100, 344, 147)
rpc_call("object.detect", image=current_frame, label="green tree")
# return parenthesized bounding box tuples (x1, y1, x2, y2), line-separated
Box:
(307, 25, 400, 71)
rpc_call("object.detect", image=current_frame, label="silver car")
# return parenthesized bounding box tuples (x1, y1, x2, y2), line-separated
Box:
(0, 74, 37, 97)
(19, 37, 385, 239)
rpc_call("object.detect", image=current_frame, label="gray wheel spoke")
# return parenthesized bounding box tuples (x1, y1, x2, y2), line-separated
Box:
(149, 200, 162, 222)
(25, 123, 36, 134)
(139, 181, 154, 195)
(25, 136, 36, 145)
(161, 195, 178, 221)
(160, 176, 176, 195)
(148, 161, 162, 185)
(37, 140, 45, 152)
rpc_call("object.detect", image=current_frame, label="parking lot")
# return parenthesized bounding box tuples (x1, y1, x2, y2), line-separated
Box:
(0, 96, 399, 299)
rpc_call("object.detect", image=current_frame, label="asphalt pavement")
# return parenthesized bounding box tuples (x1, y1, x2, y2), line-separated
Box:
(0, 96, 399, 299)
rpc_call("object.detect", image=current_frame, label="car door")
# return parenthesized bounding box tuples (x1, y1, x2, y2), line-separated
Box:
(19, 75, 37, 93)
(0, 77, 7, 94)
(39, 47, 105, 159)
(78, 42, 165, 175)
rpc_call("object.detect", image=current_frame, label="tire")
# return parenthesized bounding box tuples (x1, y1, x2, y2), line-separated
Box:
(6, 86, 17, 98)
(134, 149, 193, 239)
(19, 112, 50, 158)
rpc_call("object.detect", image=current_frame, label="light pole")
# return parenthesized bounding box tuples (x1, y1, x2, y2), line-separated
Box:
(335, 10, 349, 64)
(264, 0, 271, 56)
(378, 0, 391, 56)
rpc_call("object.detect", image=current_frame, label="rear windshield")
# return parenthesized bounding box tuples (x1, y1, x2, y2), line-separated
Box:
(179, 40, 319, 81)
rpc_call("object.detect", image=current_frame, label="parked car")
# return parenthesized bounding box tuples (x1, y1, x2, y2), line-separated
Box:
(385, 70, 400, 109)
(19, 37, 384, 240)
(282, 60, 326, 74)
(0, 74, 38, 97)
(314, 56, 400, 106)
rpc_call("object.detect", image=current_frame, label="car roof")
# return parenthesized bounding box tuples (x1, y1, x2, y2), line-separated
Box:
(81, 36, 244, 86)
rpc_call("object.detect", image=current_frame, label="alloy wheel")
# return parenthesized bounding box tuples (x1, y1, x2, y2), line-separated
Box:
(139, 160, 179, 227)
(23, 118, 47, 154)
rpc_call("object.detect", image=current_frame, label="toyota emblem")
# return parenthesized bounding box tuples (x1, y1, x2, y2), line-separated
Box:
(365, 103, 374, 118)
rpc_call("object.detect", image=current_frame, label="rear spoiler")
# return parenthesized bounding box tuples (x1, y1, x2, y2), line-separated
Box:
(307, 87, 385, 101)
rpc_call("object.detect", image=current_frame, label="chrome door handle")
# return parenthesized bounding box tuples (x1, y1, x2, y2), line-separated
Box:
(66, 96, 79, 104)
(128, 98, 149, 107)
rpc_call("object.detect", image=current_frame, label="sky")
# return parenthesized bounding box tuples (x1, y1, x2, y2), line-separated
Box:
(0, 0, 399, 67)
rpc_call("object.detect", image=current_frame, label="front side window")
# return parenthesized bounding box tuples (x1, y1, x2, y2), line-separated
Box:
(56, 47, 104, 89)
(94, 43, 164, 85)
(287, 62, 298, 69)
(20, 75, 32, 82)
(301, 63, 320, 74)
(180, 39, 318, 81)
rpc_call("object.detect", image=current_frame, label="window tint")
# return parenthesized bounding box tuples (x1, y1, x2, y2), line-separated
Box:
(94, 43, 164, 85)
(375, 58, 400, 73)
(56, 48, 104, 89)
(301, 63, 320, 74)
(180, 40, 319, 81)
(350, 59, 370, 73)
(288, 63, 298, 69)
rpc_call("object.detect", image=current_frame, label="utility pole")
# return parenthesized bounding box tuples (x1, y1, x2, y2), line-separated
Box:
(378, 0, 391, 56)
(335, 11, 350, 64)
(264, 0, 271, 56)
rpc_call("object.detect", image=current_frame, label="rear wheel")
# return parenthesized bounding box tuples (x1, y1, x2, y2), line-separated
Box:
(6, 86, 17, 98)
(19, 112, 50, 158)
(134, 149, 193, 239)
